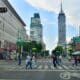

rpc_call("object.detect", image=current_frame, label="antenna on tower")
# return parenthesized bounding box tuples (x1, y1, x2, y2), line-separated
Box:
(60, 0, 63, 13)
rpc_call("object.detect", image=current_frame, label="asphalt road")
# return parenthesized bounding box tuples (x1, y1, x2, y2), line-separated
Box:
(0, 71, 80, 80)
(0, 58, 80, 80)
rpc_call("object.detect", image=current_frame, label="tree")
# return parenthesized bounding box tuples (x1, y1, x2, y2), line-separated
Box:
(52, 46, 64, 56)
(44, 50, 49, 56)
(67, 48, 74, 56)
(68, 41, 75, 52)
(22, 41, 43, 56)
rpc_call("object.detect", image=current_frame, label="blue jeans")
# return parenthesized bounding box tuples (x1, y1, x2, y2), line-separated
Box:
(26, 61, 32, 69)
(18, 59, 21, 65)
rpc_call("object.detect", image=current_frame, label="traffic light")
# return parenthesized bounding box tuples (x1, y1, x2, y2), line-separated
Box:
(0, 7, 7, 13)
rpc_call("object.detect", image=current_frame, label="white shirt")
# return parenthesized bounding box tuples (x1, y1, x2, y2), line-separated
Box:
(26, 55, 31, 64)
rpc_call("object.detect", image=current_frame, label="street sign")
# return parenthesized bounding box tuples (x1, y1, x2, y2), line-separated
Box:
(73, 37, 80, 43)
(0, 7, 7, 13)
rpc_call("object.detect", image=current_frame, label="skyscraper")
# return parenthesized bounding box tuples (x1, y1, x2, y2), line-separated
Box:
(58, 2, 66, 47)
(30, 13, 43, 43)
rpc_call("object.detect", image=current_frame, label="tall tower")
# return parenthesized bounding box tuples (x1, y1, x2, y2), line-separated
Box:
(30, 13, 43, 43)
(58, 1, 66, 47)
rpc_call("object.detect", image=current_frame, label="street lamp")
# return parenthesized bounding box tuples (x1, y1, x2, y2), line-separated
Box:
(16, 28, 26, 56)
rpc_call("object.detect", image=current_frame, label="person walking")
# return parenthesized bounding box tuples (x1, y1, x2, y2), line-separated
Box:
(26, 55, 32, 69)
(18, 54, 21, 65)
(52, 55, 57, 67)
(58, 55, 62, 65)
(73, 56, 78, 66)
(32, 55, 36, 68)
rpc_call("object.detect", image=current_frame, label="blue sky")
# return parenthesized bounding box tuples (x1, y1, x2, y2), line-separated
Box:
(8, 0, 79, 51)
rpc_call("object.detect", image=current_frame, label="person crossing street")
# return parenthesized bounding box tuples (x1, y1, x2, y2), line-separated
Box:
(52, 55, 57, 68)
(26, 54, 32, 69)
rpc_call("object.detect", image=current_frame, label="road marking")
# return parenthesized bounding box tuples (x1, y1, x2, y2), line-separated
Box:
(57, 66, 63, 69)
(44, 65, 48, 69)
(69, 66, 75, 70)
(38, 65, 43, 69)
(71, 72, 80, 78)
(62, 65, 69, 70)
(76, 66, 80, 69)
(51, 65, 55, 69)
(60, 72, 71, 79)
(23, 69, 80, 72)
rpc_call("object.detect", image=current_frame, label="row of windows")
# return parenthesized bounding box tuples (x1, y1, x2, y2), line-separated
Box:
(0, 1, 26, 41)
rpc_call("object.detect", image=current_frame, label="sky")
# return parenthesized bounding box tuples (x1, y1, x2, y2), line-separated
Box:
(8, 0, 80, 51)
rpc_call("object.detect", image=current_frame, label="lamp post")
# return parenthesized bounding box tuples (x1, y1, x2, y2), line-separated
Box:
(64, 42, 67, 57)
(17, 28, 25, 57)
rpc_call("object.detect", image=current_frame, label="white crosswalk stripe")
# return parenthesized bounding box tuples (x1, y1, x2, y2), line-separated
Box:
(76, 66, 80, 69)
(44, 65, 48, 69)
(1, 63, 80, 71)
(69, 66, 76, 70)
(50, 65, 55, 69)
(13, 65, 69, 70)
(57, 66, 63, 69)
(38, 65, 43, 69)
(62, 65, 69, 70)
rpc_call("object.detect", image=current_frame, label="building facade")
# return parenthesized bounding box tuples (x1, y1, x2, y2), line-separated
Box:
(58, 2, 66, 47)
(71, 36, 80, 51)
(30, 13, 43, 43)
(0, 0, 26, 54)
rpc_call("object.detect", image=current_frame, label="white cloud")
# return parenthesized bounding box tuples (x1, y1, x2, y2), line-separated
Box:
(25, 0, 80, 27)
(66, 36, 72, 44)
(25, 0, 60, 13)
(25, 0, 80, 50)
(41, 17, 57, 26)
(25, 26, 30, 35)
(44, 36, 58, 51)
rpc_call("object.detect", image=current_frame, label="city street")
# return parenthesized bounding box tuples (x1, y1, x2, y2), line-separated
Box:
(0, 0, 80, 80)
(0, 58, 80, 80)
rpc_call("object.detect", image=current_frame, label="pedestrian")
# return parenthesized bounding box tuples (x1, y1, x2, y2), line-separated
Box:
(58, 55, 62, 65)
(26, 55, 32, 69)
(73, 56, 78, 66)
(32, 55, 36, 68)
(56, 56, 59, 66)
(18, 54, 21, 65)
(52, 55, 57, 67)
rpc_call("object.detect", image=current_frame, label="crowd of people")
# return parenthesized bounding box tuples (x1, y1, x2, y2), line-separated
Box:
(71, 56, 80, 66)
(52, 54, 80, 68)
(17, 53, 80, 69)
(18, 54, 36, 69)
(52, 55, 62, 68)
(25, 54, 36, 69)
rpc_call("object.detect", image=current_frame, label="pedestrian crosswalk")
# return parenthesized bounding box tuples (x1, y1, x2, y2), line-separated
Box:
(2, 64, 80, 71)
(0, 60, 80, 71)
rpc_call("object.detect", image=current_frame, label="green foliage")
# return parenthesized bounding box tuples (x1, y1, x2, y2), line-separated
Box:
(68, 48, 73, 53)
(41, 50, 49, 57)
(16, 40, 43, 56)
(67, 48, 74, 56)
(52, 46, 64, 56)
(22, 41, 43, 53)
